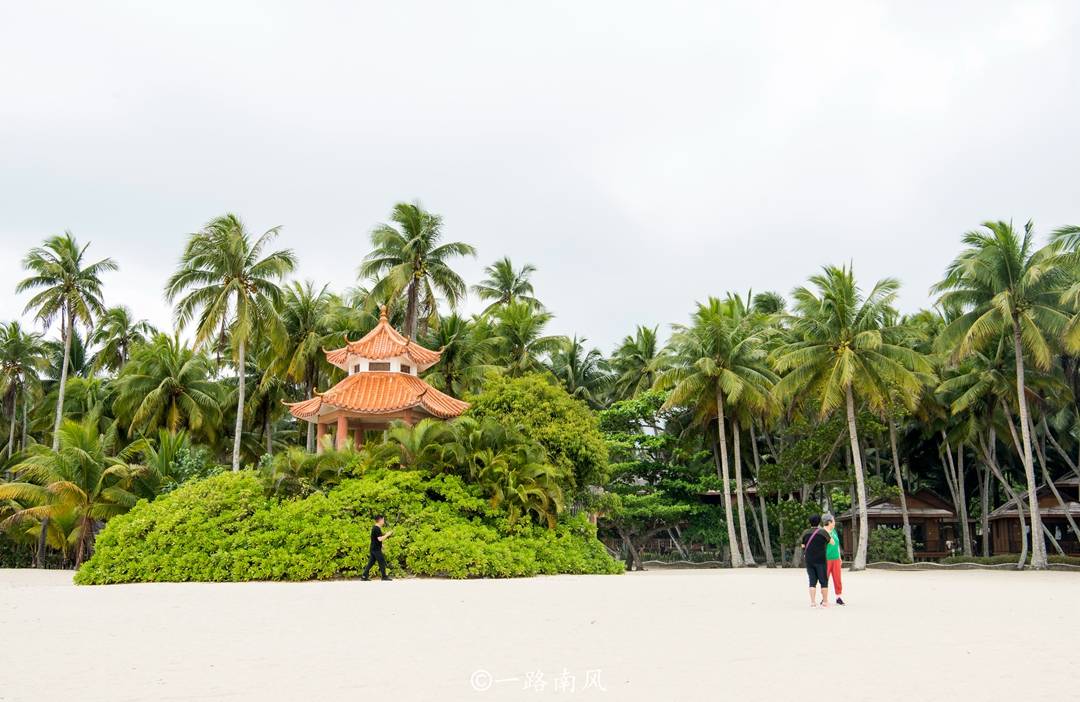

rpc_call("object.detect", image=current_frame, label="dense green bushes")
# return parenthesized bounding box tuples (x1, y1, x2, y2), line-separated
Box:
(466, 374, 609, 491)
(1049, 555, 1080, 566)
(941, 555, 1021, 565)
(75, 469, 622, 584)
(942, 554, 1080, 567)
(867, 525, 911, 564)
(0, 531, 34, 568)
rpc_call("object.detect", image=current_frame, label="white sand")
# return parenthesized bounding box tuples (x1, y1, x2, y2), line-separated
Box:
(1, 567, 1075, 701)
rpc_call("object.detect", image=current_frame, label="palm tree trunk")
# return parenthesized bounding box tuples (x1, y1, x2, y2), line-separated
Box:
(21, 391, 28, 450)
(1011, 320, 1047, 568)
(749, 422, 775, 566)
(304, 373, 316, 452)
(845, 385, 869, 570)
(979, 463, 991, 557)
(714, 388, 743, 568)
(985, 447, 1029, 569)
(1032, 417, 1080, 544)
(732, 419, 755, 565)
(1044, 422, 1080, 480)
(232, 335, 246, 472)
(888, 420, 914, 563)
(265, 414, 273, 456)
(955, 443, 973, 556)
(405, 279, 419, 339)
(74, 514, 91, 566)
(777, 504, 786, 566)
(7, 391, 16, 459)
(51, 307, 73, 451)
(36, 517, 49, 568)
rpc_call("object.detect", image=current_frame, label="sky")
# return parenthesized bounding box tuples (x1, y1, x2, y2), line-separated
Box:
(1, 1, 1078, 352)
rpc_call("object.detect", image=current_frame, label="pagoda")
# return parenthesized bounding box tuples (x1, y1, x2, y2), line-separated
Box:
(285, 306, 469, 452)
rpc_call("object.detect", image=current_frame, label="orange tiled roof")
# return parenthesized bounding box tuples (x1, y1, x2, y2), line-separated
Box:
(324, 306, 442, 371)
(285, 372, 469, 421)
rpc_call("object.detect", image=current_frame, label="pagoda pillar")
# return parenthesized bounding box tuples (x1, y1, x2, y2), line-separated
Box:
(336, 415, 348, 450)
(353, 427, 364, 450)
(316, 422, 326, 454)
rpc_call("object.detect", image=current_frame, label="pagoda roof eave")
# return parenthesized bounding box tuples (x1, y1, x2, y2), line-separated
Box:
(284, 372, 468, 422)
(323, 306, 442, 371)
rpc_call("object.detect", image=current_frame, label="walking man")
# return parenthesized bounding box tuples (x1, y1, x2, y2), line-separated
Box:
(362, 515, 393, 581)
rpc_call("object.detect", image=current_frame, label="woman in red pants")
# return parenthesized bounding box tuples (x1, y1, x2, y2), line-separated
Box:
(823, 513, 845, 605)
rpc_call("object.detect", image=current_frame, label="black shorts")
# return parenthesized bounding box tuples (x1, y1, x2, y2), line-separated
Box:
(806, 562, 828, 587)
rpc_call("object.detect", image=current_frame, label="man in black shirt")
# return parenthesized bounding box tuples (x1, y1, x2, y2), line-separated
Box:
(800, 514, 830, 607)
(361, 515, 393, 581)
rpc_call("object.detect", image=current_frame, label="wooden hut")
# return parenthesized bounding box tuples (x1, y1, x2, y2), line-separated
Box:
(837, 490, 959, 560)
(987, 476, 1080, 555)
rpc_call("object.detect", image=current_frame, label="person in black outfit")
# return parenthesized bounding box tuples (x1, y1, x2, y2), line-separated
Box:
(361, 515, 393, 581)
(800, 514, 830, 608)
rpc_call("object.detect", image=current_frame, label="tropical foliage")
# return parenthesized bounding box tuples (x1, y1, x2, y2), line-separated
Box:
(75, 470, 620, 583)
(4, 209, 1080, 578)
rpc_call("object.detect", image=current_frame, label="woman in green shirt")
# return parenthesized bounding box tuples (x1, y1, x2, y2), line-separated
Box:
(822, 513, 845, 606)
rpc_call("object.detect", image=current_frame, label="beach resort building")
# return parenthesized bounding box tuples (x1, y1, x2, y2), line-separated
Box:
(837, 489, 959, 560)
(285, 306, 468, 451)
(987, 476, 1080, 556)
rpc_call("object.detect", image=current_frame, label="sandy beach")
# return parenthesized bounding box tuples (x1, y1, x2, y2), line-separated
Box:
(1, 567, 1075, 702)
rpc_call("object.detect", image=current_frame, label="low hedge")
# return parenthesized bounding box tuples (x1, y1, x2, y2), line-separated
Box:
(1049, 555, 1080, 567)
(940, 555, 1021, 566)
(75, 470, 622, 584)
(941, 554, 1080, 567)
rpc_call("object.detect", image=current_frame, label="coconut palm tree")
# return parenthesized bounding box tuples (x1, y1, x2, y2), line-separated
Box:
(420, 314, 496, 398)
(491, 301, 563, 376)
(269, 281, 337, 450)
(610, 326, 667, 400)
(932, 221, 1072, 569)
(751, 291, 787, 316)
(359, 202, 477, 339)
(16, 233, 117, 450)
(124, 428, 193, 497)
(0, 418, 145, 565)
(656, 296, 777, 567)
(0, 323, 48, 458)
(89, 306, 156, 374)
(548, 336, 609, 407)
(245, 343, 291, 459)
(113, 334, 224, 444)
(166, 214, 296, 471)
(42, 329, 90, 389)
(1050, 224, 1080, 349)
(471, 257, 542, 313)
(721, 293, 781, 566)
(773, 265, 933, 570)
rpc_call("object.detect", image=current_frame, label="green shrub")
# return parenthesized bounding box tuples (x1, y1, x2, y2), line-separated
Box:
(940, 554, 1080, 566)
(940, 555, 1022, 565)
(466, 374, 609, 491)
(1048, 555, 1080, 566)
(75, 470, 622, 584)
(0, 531, 34, 568)
(867, 525, 911, 563)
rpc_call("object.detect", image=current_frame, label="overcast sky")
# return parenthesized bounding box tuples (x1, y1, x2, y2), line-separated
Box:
(1, 1, 1078, 352)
